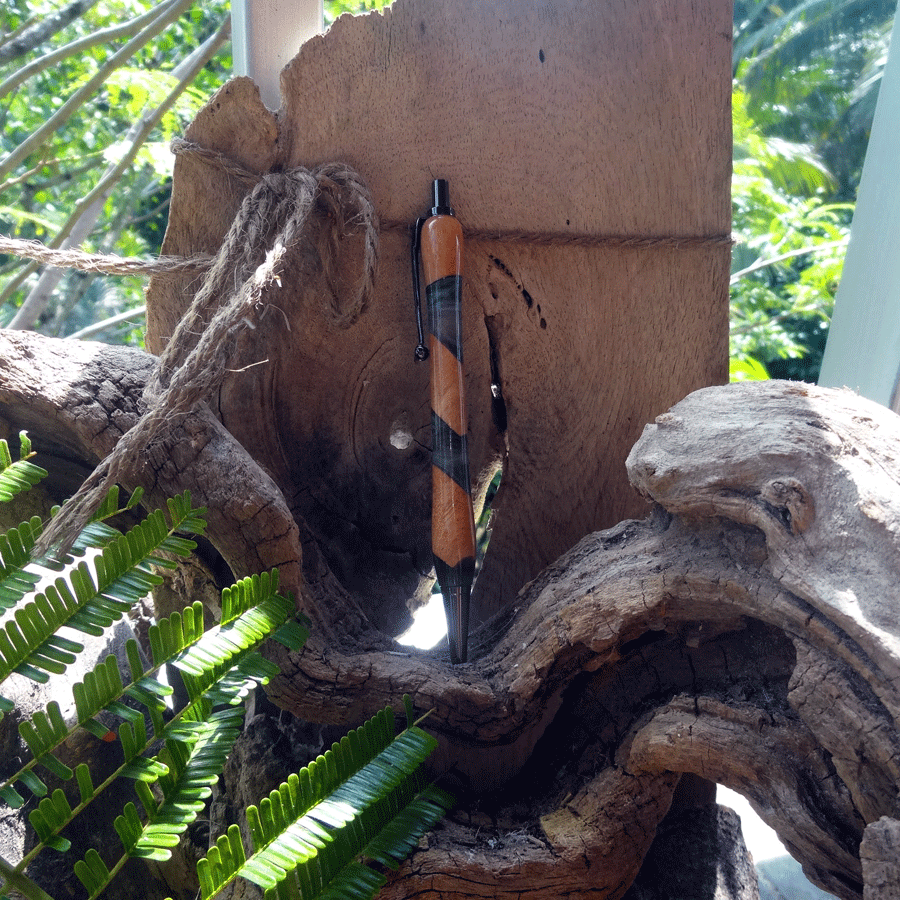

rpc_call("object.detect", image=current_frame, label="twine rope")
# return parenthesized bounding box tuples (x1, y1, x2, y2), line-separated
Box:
(36, 153, 378, 555)
(24, 137, 729, 552)
(2, 138, 733, 283)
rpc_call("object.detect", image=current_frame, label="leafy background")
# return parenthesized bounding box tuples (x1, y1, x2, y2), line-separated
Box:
(1, 0, 895, 384)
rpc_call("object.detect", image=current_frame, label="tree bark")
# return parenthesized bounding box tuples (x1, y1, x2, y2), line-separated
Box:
(861, 818, 900, 900)
(3, 332, 900, 899)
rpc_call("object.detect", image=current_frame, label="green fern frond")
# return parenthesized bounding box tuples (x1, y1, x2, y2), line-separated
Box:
(2, 573, 305, 811)
(73, 849, 111, 900)
(309, 861, 386, 900)
(18, 701, 72, 775)
(28, 790, 74, 853)
(9, 574, 306, 898)
(194, 708, 452, 900)
(75, 762, 96, 804)
(199, 824, 248, 899)
(72, 655, 127, 737)
(0, 433, 48, 503)
(131, 706, 245, 860)
(360, 783, 453, 870)
(0, 487, 143, 617)
(147, 601, 206, 666)
(0, 517, 43, 612)
(0, 495, 204, 687)
(174, 574, 308, 708)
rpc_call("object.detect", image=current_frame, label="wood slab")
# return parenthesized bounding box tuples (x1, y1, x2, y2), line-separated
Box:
(148, 0, 731, 628)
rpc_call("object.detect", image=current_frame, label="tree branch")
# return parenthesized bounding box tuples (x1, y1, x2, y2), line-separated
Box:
(0, 0, 193, 101)
(0, 0, 101, 66)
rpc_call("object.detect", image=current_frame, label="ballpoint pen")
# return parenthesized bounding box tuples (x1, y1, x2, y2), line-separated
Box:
(411, 179, 476, 664)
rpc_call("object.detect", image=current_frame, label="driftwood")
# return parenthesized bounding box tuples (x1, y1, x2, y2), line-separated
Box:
(2, 327, 899, 899)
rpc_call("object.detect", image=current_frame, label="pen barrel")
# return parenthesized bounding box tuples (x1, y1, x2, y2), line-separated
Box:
(421, 213, 475, 662)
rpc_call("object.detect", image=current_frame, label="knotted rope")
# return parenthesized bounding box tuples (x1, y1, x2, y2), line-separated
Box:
(35, 153, 378, 555)
(16, 137, 732, 552)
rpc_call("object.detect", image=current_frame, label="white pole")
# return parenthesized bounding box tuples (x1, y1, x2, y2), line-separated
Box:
(818, 11, 900, 411)
(232, 0, 323, 110)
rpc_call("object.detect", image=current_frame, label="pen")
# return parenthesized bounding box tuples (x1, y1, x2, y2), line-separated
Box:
(411, 179, 476, 663)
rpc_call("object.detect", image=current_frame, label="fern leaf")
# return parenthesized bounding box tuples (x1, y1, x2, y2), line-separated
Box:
(0, 433, 48, 502)
(195, 709, 448, 900)
(0, 497, 203, 686)
(360, 783, 453, 870)
(113, 801, 145, 852)
(74, 848, 112, 900)
(309, 862, 386, 900)
(220, 570, 281, 626)
(28, 789, 74, 852)
(165, 491, 207, 535)
(129, 706, 244, 860)
(18, 701, 69, 759)
(173, 577, 307, 708)
(72, 655, 126, 725)
(0, 783, 24, 809)
(75, 764, 96, 804)
(16, 769, 47, 798)
(198, 824, 247, 900)
(4, 565, 287, 804)
(0, 517, 42, 612)
(147, 602, 205, 666)
(69, 701, 239, 900)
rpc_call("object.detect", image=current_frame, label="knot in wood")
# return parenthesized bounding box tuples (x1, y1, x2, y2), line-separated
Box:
(759, 476, 815, 535)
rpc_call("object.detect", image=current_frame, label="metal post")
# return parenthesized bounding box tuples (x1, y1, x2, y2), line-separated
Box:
(818, 12, 900, 410)
(231, 0, 323, 110)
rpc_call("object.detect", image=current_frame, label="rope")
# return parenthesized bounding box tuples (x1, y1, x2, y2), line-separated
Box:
(0, 236, 213, 276)
(1, 139, 733, 281)
(22, 137, 729, 553)
(35, 154, 378, 556)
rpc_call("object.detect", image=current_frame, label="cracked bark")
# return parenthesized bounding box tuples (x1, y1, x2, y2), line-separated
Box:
(3, 331, 899, 898)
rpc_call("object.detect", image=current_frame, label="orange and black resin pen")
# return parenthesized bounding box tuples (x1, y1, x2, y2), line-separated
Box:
(412, 179, 476, 663)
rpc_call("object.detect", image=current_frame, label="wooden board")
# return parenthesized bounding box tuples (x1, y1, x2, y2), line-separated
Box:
(148, 0, 731, 628)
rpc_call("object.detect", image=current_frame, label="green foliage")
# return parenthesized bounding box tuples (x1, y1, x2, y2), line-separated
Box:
(729, 356, 770, 383)
(0, 432, 448, 900)
(195, 706, 452, 900)
(733, 0, 894, 199)
(728, 0, 895, 382)
(0, 432, 47, 502)
(325, 0, 393, 26)
(0, 0, 233, 340)
(730, 88, 851, 373)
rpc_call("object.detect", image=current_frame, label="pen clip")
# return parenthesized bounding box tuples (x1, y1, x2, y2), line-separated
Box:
(411, 215, 429, 361)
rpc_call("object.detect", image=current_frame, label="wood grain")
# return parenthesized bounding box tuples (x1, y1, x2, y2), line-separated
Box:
(147, 0, 731, 629)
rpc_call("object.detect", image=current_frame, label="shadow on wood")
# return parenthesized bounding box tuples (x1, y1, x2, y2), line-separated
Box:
(4, 328, 900, 898)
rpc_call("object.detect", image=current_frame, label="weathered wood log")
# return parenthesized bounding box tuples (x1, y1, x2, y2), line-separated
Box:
(3, 333, 899, 898)
(146, 0, 731, 632)
(861, 818, 900, 900)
